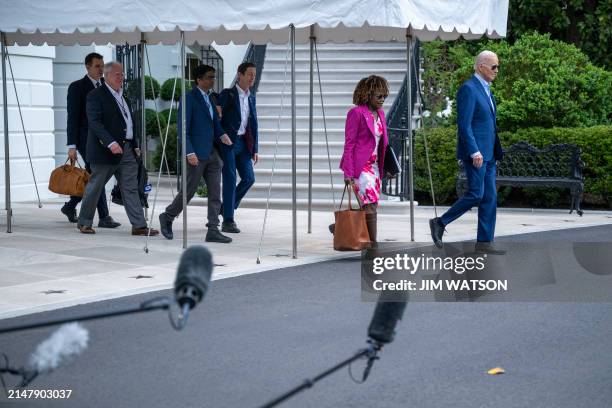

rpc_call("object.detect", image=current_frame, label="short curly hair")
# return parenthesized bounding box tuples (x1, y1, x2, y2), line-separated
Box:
(352, 75, 389, 106)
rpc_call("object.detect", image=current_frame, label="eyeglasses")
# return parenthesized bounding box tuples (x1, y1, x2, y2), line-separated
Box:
(485, 64, 500, 71)
(374, 94, 387, 100)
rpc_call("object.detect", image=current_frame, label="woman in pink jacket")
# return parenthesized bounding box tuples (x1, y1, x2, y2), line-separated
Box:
(333, 75, 389, 243)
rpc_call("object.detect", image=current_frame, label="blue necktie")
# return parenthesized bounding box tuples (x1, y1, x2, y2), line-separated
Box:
(203, 93, 213, 118)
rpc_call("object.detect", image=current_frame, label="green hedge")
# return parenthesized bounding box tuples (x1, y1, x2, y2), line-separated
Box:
(123, 75, 161, 101)
(160, 78, 194, 101)
(152, 123, 177, 174)
(159, 108, 178, 125)
(414, 125, 611, 208)
(145, 108, 167, 138)
(421, 33, 612, 132)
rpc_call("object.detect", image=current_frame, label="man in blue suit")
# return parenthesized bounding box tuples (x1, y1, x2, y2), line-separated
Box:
(158, 65, 233, 243)
(217, 62, 259, 233)
(429, 50, 505, 255)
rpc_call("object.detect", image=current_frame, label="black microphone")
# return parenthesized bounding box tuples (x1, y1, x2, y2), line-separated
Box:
(20, 323, 89, 388)
(173, 246, 213, 325)
(367, 295, 407, 345)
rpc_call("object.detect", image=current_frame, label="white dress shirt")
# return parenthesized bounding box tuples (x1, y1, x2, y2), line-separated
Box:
(105, 83, 133, 149)
(236, 84, 250, 136)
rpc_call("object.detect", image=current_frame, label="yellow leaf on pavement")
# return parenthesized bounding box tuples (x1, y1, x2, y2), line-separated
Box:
(487, 367, 505, 375)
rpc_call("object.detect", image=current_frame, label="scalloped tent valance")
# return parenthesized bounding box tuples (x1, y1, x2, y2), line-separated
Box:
(0, 0, 508, 45)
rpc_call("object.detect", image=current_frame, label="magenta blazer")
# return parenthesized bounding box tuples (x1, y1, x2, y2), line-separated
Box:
(339, 104, 389, 179)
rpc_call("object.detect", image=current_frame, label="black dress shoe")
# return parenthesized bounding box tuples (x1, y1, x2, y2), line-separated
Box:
(474, 242, 506, 255)
(221, 221, 241, 233)
(158, 212, 173, 240)
(429, 217, 445, 249)
(328, 223, 335, 234)
(61, 204, 78, 223)
(98, 216, 121, 228)
(205, 229, 232, 243)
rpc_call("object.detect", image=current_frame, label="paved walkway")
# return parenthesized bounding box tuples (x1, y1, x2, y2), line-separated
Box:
(0, 192, 610, 319)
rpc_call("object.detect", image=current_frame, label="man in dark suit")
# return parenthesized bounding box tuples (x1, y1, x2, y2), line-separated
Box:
(429, 50, 505, 255)
(77, 61, 158, 236)
(217, 62, 259, 233)
(158, 65, 233, 243)
(61, 52, 120, 228)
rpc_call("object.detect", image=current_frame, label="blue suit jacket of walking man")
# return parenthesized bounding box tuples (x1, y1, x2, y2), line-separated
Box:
(437, 51, 504, 245)
(217, 65, 259, 228)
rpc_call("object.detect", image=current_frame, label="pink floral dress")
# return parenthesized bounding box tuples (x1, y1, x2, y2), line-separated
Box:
(354, 115, 383, 205)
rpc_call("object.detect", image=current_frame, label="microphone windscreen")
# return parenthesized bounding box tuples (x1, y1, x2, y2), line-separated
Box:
(29, 323, 89, 373)
(174, 245, 213, 308)
(367, 300, 407, 344)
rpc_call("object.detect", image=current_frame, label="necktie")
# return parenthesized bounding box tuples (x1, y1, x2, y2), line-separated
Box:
(95, 81, 100, 88)
(203, 93, 213, 117)
(484, 83, 494, 110)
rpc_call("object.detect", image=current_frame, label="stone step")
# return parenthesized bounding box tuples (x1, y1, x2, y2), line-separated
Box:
(258, 79, 404, 92)
(248, 182, 346, 200)
(264, 57, 407, 71)
(254, 168, 344, 184)
(189, 196, 415, 214)
(265, 48, 408, 60)
(260, 67, 407, 81)
(256, 91, 398, 106)
(256, 101, 393, 116)
(258, 141, 345, 156)
(255, 154, 342, 169)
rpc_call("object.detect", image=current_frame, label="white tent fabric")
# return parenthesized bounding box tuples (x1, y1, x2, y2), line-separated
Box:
(1, 0, 508, 45)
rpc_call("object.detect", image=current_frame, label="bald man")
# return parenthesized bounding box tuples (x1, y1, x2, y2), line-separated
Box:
(77, 61, 158, 236)
(429, 50, 505, 254)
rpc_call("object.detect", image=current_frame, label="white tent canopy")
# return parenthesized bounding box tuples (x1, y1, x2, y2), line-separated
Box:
(1, 0, 508, 254)
(1, 0, 508, 45)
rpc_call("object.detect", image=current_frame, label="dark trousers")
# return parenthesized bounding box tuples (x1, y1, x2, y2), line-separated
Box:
(65, 157, 109, 220)
(165, 149, 223, 230)
(440, 159, 497, 242)
(221, 137, 255, 222)
(78, 144, 146, 228)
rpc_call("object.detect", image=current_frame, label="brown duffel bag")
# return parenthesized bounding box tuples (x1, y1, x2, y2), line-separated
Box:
(333, 183, 370, 251)
(48, 159, 90, 197)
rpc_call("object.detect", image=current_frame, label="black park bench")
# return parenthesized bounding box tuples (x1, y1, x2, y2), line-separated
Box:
(456, 142, 584, 216)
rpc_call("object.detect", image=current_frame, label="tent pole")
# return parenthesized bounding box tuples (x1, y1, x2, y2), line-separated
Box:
(307, 25, 314, 233)
(140, 37, 146, 171)
(180, 31, 187, 249)
(290, 24, 297, 259)
(1, 32, 12, 233)
(406, 29, 414, 242)
(140, 36, 147, 221)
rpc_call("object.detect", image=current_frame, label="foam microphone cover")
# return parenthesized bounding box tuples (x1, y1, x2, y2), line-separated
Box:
(174, 245, 213, 309)
(367, 300, 407, 344)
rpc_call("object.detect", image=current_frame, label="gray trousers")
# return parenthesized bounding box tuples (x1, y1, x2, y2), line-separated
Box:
(78, 144, 146, 228)
(165, 148, 223, 230)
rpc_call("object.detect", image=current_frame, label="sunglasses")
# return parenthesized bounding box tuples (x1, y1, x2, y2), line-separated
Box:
(374, 94, 387, 100)
(486, 64, 500, 71)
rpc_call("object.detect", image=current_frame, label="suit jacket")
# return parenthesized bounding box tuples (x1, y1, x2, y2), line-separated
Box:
(66, 75, 102, 159)
(177, 88, 225, 160)
(217, 86, 259, 154)
(456, 75, 503, 161)
(85, 84, 139, 165)
(340, 104, 389, 179)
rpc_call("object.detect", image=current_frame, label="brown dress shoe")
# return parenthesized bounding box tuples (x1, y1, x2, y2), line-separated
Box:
(132, 227, 159, 236)
(78, 225, 96, 234)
